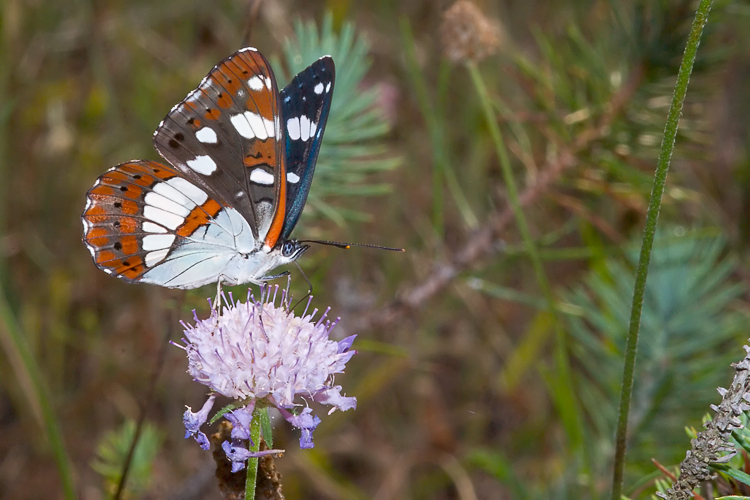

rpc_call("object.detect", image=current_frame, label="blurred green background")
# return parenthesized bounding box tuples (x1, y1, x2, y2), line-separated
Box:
(2, 0, 750, 498)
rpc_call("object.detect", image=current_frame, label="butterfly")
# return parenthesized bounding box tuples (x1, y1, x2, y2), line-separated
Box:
(82, 48, 334, 289)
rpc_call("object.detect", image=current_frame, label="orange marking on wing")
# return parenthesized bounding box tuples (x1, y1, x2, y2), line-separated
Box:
(204, 107, 222, 121)
(229, 54, 262, 78)
(132, 174, 155, 187)
(105, 171, 129, 182)
(119, 165, 156, 187)
(142, 162, 176, 179)
(244, 141, 276, 167)
(246, 94, 275, 121)
(87, 227, 109, 247)
(119, 217, 137, 233)
(120, 199, 139, 215)
(215, 91, 233, 109)
(119, 258, 145, 279)
(96, 250, 116, 265)
(90, 185, 116, 196)
(264, 158, 287, 249)
(213, 68, 242, 94)
(119, 235, 139, 255)
(210, 74, 238, 109)
(84, 204, 106, 218)
(176, 199, 222, 237)
(121, 184, 142, 200)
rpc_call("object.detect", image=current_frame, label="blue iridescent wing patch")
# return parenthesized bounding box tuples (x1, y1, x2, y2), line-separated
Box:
(279, 56, 335, 239)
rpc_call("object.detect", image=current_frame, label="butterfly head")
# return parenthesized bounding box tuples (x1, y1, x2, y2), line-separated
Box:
(279, 239, 310, 263)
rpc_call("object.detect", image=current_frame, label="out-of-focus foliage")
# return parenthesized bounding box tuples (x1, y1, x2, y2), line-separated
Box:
(566, 230, 746, 480)
(90, 420, 162, 498)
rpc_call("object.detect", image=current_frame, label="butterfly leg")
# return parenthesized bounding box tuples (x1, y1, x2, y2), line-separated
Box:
(288, 262, 314, 311)
(213, 276, 224, 312)
(259, 270, 290, 282)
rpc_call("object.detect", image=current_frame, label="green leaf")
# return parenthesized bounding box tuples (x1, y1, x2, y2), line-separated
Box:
(724, 469, 750, 488)
(91, 420, 162, 497)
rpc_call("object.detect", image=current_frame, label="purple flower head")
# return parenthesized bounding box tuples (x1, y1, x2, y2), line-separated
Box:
(175, 284, 357, 467)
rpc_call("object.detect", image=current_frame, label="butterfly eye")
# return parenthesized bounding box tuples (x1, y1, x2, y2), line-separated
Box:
(281, 240, 297, 257)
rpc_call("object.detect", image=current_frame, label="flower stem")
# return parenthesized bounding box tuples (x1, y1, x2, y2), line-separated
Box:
(245, 409, 262, 500)
(609, 1, 713, 498)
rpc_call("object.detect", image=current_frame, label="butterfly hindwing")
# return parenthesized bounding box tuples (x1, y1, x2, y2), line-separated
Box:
(152, 48, 287, 247)
(279, 56, 335, 239)
(82, 160, 260, 288)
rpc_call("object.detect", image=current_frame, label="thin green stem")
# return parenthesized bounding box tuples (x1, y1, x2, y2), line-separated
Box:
(467, 62, 585, 458)
(609, 1, 713, 498)
(0, 287, 76, 499)
(400, 18, 479, 234)
(245, 408, 263, 500)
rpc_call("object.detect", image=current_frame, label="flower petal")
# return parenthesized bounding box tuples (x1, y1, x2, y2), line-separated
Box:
(222, 440, 252, 472)
(337, 335, 357, 353)
(183, 394, 216, 450)
(314, 386, 357, 413)
(225, 403, 255, 441)
(221, 439, 286, 472)
(278, 407, 321, 449)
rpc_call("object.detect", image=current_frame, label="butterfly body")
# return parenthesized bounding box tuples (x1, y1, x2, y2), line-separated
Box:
(82, 48, 331, 289)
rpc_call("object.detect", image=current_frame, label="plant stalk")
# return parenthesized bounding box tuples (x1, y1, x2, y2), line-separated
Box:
(610, 1, 713, 498)
(245, 409, 262, 500)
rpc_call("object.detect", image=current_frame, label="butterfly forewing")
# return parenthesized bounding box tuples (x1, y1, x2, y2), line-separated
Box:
(152, 48, 286, 247)
(82, 160, 259, 288)
(279, 56, 335, 239)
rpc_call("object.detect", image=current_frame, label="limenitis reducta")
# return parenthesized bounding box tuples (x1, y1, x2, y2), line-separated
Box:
(82, 48, 334, 288)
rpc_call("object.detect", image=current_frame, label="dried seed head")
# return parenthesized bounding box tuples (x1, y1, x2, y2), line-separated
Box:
(441, 1, 502, 63)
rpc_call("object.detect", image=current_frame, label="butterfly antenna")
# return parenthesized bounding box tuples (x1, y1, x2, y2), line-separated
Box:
(291, 261, 313, 311)
(299, 240, 405, 252)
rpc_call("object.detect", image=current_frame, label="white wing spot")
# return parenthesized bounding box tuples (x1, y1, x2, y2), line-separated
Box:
(85, 242, 96, 259)
(153, 183, 195, 210)
(143, 234, 176, 251)
(230, 111, 274, 140)
(143, 222, 167, 233)
(325, 82, 331, 92)
(230, 113, 255, 139)
(145, 249, 170, 267)
(195, 127, 218, 144)
(309, 119, 317, 138)
(287, 117, 301, 141)
(264, 76, 272, 89)
(144, 206, 184, 230)
(144, 192, 190, 217)
(166, 177, 209, 206)
(314, 82, 324, 94)
(248, 76, 264, 91)
(287, 172, 300, 184)
(186, 155, 217, 175)
(300, 115, 310, 141)
(250, 169, 274, 185)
